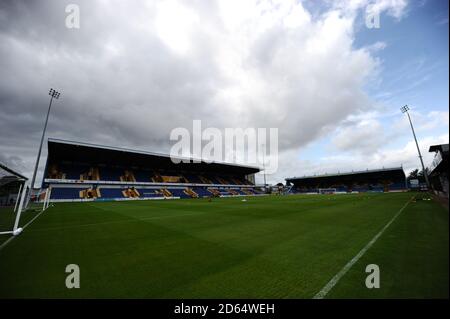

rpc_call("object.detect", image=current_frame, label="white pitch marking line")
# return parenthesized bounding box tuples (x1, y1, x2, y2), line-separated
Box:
(313, 198, 413, 299)
(0, 236, 16, 252)
(0, 206, 50, 252)
(22, 207, 48, 231)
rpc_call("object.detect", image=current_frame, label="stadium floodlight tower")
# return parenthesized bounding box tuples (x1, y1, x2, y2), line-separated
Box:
(400, 105, 430, 189)
(26, 88, 61, 207)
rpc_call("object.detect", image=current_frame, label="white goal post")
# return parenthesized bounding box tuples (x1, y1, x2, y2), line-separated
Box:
(0, 162, 31, 236)
(0, 181, 28, 236)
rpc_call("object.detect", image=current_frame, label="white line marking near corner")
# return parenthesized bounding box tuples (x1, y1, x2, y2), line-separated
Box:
(0, 236, 16, 252)
(0, 207, 49, 252)
(22, 208, 48, 231)
(313, 198, 413, 299)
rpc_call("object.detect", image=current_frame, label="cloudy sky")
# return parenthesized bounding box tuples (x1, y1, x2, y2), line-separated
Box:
(0, 0, 448, 185)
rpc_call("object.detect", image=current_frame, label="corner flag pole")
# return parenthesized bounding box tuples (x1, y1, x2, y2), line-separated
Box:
(26, 89, 61, 208)
(262, 144, 267, 187)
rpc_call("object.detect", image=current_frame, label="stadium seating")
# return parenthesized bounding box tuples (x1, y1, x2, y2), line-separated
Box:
(207, 188, 221, 197)
(184, 188, 199, 198)
(193, 187, 211, 197)
(100, 167, 122, 181)
(58, 163, 83, 180)
(122, 188, 140, 198)
(100, 188, 124, 199)
(45, 163, 258, 201)
(43, 140, 262, 203)
(47, 164, 65, 179)
(50, 187, 87, 200)
(291, 182, 407, 194)
(159, 188, 172, 197)
(168, 188, 187, 198)
(199, 175, 213, 184)
(388, 182, 406, 191)
(218, 189, 231, 196)
(80, 188, 100, 199)
(183, 174, 203, 183)
(138, 189, 164, 198)
(49, 185, 262, 200)
(47, 162, 255, 186)
(216, 177, 229, 185)
(241, 189, 255, 195)
(131, 170, 146, 182)
(120, 170, 136, 182)
(236, 189, 248, 195)
(80, 167, 100, 181)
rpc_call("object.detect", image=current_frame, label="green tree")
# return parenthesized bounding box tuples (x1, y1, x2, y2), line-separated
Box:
(407, 168, 426, 183)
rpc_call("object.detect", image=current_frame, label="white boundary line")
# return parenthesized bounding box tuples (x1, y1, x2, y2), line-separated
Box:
(0, 236, 15, 252)
(22, 207, 48, 231)
(313, 197, 412, 299)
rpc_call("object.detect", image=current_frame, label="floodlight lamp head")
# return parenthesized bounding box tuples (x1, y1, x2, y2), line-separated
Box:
(400, 105, 409, 113)
(49, 88, 61, 99)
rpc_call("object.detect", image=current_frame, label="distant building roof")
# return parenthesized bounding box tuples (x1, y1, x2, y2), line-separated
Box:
(429, 144, 449, 153)
(0, 162, 28, 181)
(286, 167, 405, 181)
(46, 138, 260, 175)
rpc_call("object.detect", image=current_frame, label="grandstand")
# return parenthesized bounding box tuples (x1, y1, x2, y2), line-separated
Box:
(286, 167, 407, 194)
(42, 138, 264, 202)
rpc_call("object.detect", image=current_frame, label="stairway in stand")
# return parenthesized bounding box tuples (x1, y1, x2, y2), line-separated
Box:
(184, 187, 199, 198)
(159, 188, 172, 197)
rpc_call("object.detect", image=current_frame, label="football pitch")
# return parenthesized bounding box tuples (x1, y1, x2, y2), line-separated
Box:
(0, 192, 448, 298)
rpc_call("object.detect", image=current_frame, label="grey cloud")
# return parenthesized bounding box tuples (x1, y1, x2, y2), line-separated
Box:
(0, 0, 408, 185)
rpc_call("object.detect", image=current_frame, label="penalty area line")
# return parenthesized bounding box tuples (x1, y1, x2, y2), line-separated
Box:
(313, 197, 413, 299)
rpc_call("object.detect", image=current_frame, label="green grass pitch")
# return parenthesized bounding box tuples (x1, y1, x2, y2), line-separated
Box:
(0, 192, 448, 298)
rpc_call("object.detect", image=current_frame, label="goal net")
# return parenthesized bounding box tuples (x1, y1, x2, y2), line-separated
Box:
(318, 188, 336, 194)
(0, 162, 28, 236)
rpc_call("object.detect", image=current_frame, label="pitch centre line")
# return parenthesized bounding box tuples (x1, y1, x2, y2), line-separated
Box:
(313, 197, 413, 299)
